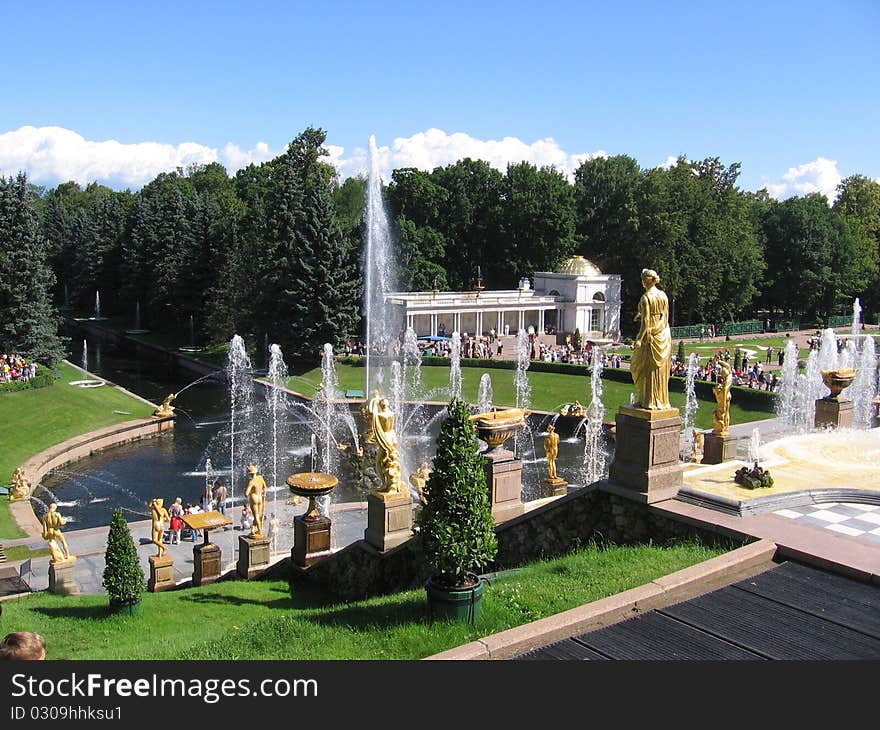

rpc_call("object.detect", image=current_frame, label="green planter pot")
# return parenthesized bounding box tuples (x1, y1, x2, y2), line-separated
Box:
(425, 574, 484, 623)
(109, 599, 142, 616)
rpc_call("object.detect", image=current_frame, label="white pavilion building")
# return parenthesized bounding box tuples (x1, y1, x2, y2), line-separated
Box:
(386, 255, 622, 344)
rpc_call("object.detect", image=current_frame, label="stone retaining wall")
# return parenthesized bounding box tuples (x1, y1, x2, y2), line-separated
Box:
(291, 485, 746, 601)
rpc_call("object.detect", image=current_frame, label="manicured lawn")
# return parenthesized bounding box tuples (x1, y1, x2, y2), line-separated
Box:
(0, 361, 155, 539)
(612, 336, 811, 362)
(0, 539, 728, 660)
(291, 363, 773, 431)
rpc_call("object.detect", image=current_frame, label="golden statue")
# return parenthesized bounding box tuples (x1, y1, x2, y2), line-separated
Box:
(148, 498, 170, 557)
(409, 462, 432, 505)
(367, 395, 407, 495)
(559, 401, 585, 417)
(41, 503, 74, 564)
(712, 360, 733, 435)
(9, 467, 31, 501)
(361, 390, 381, 445)
(544, 424, 560, 480)
(630, 268, 672, 410)
(153, 392, 177, 418)
(692, 431, 705, 463)
(245, 464, 267, 539)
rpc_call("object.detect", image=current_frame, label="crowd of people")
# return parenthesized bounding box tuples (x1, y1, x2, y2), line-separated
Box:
(0, 353, 38, 383)
(671, 349, 779, 391)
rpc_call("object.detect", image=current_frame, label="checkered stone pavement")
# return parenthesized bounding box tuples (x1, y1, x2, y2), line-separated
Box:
(774, 502, 880, 543)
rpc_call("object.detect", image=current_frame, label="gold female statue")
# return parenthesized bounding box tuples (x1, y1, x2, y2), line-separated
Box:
(712, 360, 734, 435)
(368, 396, 406, 494)
(245, 464, 267, 538)
(630, 268, 672, 410)
(148, 498, 170, 557)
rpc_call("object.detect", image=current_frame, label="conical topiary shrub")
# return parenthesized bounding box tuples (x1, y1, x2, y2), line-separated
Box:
(102, 508, 145, 614)
(417, 398, 498, 597)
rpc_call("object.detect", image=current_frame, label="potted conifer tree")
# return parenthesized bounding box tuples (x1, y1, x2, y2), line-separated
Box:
(103, 508, 145, 615)
(417, 398, 498, 622)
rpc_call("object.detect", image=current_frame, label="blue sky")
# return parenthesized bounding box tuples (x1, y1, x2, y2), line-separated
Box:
(1, 0, 877, 198)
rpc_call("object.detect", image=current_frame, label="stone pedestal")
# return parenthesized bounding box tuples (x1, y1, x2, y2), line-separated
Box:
(606, 405, 682, 504)
(364, 491, 413, 552)
(237, 535, 270, 580)
(540, 477, 568, 498)
(48, 560, 79, 595)
(702, 431, 739, 465)
(192, 542, 222, 586)
(482, 448, 524, 523)
(148, 555, 176, 592)
(292, 515, 331, 569)
(815, 397, 854, 429)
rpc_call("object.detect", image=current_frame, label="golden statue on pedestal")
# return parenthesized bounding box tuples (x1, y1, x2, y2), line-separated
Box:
(245, 464, 267, 539)
(148, 498, 170, 557)
(9, 467, 31, 501)
(41, 503, 75, 564)
(361, 390, 380, 445)
(712, 360, 734, 435)
(153, 392, 177, 418)
(366, 395, 407, 496)
(544, 424, 560, 480)
(630, 269, 672, 410)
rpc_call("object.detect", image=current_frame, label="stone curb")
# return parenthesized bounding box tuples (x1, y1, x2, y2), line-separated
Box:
(424, 538, 778, 660)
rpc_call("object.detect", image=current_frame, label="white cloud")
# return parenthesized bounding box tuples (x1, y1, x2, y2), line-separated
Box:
(0, 125, 607, 189)
(328, 129, 608, 184)
(763, 156, 842, 203)
(0, 126, 278, 189)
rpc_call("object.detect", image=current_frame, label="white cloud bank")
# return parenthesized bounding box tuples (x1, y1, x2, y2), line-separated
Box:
(0, 125, 607, 190)
(763, 157, 843, 202)
(0, 126, 278, 189)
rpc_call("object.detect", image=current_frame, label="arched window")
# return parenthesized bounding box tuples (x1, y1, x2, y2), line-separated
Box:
(548, 289, 560, 297)
(592, 292, 605, 302)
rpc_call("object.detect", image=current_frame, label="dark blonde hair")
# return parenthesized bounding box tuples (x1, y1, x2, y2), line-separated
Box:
(0, 631, 46, 660)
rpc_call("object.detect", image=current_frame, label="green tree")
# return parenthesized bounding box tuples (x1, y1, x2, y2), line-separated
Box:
(0, 173, 66, 364)
(417, 398, 497, 588)
(834, 174, 880, 314)
(102, 509, 145, 609)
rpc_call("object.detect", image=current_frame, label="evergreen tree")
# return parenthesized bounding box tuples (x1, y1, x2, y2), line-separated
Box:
(102, 508, 145, 608)
(417, 398, 498, 587)
(287, 180, 359, 362)
(0, 173, 66, 364)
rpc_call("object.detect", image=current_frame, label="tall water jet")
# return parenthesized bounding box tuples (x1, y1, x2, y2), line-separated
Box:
(94, 290, 101, 319)
(801, 349, 824, 430)
(449, 331, 462, 400)
(402, 326, 423, 403)
(681, 353, 700, 460)
(81, 339, 88, 371)
(514, 329, 532, 412)
(747, 427, 761, 465)
(227, 334, 257, 560)
(267, 344, 289, 514)
(849, 335, 878, 429)
(476, 373, 494, 413)
(852, 297, 862, 337)
(582, 347, 607, 486)
(363, 135, 396, 398)
(777, 339, 801, 431)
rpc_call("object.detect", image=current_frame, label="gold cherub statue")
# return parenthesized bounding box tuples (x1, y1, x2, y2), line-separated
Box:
(409, 462, 432, 505)
(9, 467, 31, 501)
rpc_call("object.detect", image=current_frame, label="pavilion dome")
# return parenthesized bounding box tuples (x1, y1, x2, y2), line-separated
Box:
(558, 255, 602, 276)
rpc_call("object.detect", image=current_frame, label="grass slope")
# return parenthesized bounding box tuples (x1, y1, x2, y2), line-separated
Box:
(289, 364, 772, 431)
(0, 362, 155, 538)
(1, 539, 726, 660)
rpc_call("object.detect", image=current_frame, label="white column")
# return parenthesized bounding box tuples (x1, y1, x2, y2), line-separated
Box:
(539, 309, 545, 335)
(430, 313, 437, 336)
(518, 310, 525, 332)
(407, 314, 414, 331)
(476, 311, 483, 336)
(453, 312, 461, 334)
(497, 311, 504, 334)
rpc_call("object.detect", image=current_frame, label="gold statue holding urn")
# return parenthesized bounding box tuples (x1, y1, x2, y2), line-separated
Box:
(630, 268, 672, 410)
(365, 394, 407, 497)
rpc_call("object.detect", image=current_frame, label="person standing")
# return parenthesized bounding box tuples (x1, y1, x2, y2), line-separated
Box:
(213, 479, 228, 519)
(168, 497, 185, 545)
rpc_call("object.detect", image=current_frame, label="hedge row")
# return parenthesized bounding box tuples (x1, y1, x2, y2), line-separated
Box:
(336, 355, 778, 412)
(0, 364, 56, 394)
